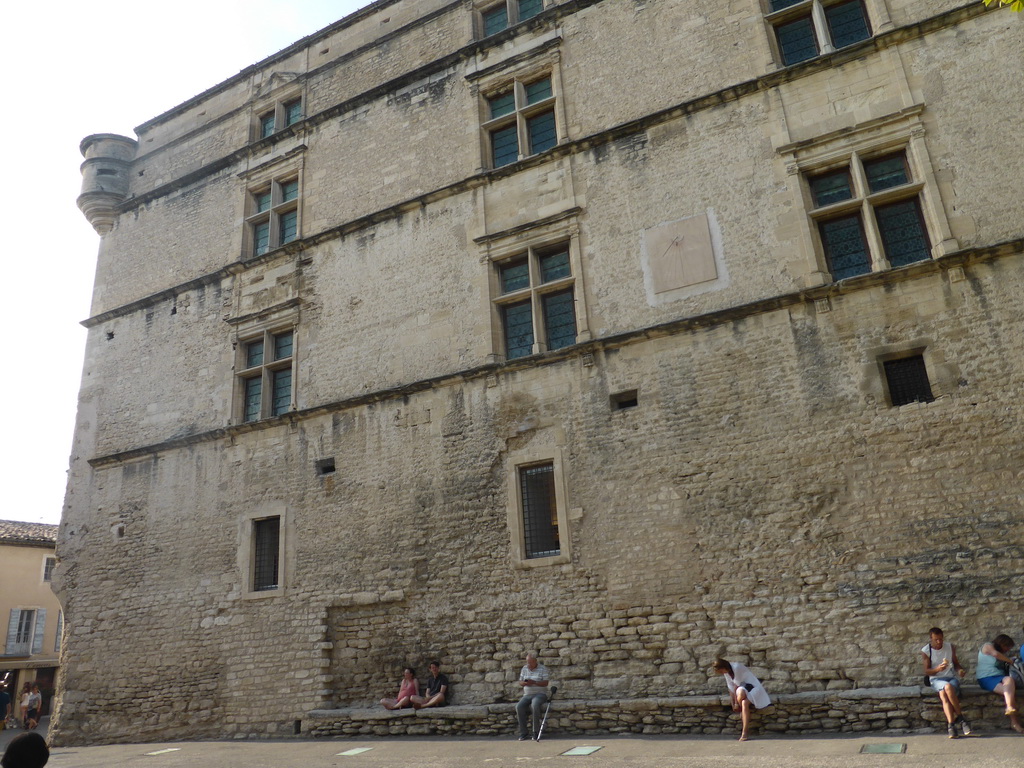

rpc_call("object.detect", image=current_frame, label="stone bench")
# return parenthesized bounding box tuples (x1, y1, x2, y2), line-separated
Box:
(304, 685, 1020, 738)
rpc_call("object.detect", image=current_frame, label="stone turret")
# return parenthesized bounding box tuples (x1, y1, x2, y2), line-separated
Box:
(77, 133, 137, 235)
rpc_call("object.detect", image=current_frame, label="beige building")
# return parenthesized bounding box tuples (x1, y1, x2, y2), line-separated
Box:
(57, 0, 1022, 744)
(1, 521, 61, 719)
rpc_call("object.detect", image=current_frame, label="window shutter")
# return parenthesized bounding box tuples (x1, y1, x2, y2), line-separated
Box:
(5, 609, 20, 654)
(31, 608, 47, 654)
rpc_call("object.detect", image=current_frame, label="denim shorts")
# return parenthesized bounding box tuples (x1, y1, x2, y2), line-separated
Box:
(978, 675, 1004, 692)
(930, 677, 960, 694)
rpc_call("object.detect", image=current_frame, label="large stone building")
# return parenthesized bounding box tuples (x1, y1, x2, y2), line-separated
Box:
(56, 0, 1022, 744)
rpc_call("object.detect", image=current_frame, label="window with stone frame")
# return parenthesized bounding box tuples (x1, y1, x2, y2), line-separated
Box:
(246, 176, 300, 258)
(255, 96, 303, 141)
(251, 516, 281, 592)
(494, 242, 577, 360)
(479, 0, 545, 37)
(483, 73, 559, 169)
(237, 327, 295, 423)
(807, 149, 931, 281)
(882, 353, 934, 407)
(506, 449, 571, 568)
(766, 0, 871, 66)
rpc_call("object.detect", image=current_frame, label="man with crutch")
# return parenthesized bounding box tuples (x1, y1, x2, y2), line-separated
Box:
(515, 653, 550, 741)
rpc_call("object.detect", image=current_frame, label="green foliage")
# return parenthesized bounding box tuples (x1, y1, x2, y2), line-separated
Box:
(983, 0, 1024, 11)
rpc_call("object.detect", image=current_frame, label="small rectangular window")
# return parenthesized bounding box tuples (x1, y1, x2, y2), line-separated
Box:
(43, 557, 56, 582)
(247, 176, 300, 257)
(483, 4, 509, 35)
(769, 0, 871, 67)
(252, 517, 280, 591)
(15, 610, 36, 645)
(519, 463, 559, 559)
(238, 328, 295, 423)
(518, 0, 544, 21)
(284, 99, 302, 127)
(611, 390, 639, 410)
(776, 16, 818, 66)
(819, 214, 869, 281)
(503, 300, 535, 359)
(482, 70, 559, 169)
(884, 355, 934, 406)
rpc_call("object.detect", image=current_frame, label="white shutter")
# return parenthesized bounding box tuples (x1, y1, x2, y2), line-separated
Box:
(4, 609, 19, 654)
(31, 608, 47, 654)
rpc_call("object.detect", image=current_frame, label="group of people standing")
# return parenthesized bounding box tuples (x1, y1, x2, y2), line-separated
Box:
(0, 682, 42, 732)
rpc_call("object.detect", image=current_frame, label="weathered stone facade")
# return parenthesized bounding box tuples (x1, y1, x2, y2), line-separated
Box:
(55, 0, 1023, 745)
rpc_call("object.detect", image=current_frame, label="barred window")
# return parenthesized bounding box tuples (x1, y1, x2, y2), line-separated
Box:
(519, 463, 560, 559)
(884, 355, 934, 407)
(252, 517, 280, 592)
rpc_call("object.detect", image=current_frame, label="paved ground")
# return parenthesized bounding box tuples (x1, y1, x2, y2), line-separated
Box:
(3, 720, 1023, 767)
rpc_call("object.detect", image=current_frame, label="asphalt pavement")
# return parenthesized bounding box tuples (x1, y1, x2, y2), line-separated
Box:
(3, 719, 1023, 767)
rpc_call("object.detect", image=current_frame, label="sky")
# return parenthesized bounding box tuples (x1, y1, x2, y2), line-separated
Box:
(0, 1, 372, 525)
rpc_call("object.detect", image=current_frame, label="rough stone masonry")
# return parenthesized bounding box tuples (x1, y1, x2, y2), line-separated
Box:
(54, 0, 1024, 745)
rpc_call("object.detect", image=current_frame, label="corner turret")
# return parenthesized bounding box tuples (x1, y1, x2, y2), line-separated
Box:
(77, 134, 138, 235)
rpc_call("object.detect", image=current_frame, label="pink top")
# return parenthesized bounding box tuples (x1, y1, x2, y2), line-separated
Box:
(398, 678, 418, 701)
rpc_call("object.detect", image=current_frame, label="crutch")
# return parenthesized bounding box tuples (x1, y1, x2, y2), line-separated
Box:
(534, 685, 558, 741)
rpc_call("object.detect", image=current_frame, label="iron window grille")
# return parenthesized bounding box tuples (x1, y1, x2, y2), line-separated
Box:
(519, 463, 560, 559)
(252, 517, 281, 592)
(238, 328, 295, 423)
(767, 0, 871, 66)
(884, 355, 934, 406)
(247, 177, 300, 258)
(495, 243, 577, 359)
(481, 0, 544, 37)
(807, 150, 931, 281)
(484, 75, 558, 169)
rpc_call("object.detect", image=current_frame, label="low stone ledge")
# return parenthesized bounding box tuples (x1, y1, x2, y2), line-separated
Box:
(304, 686, 1020, 739)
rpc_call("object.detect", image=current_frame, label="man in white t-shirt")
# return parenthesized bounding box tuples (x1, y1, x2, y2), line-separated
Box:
(922, 626, 970, 738)
(515, 653, 550, 741)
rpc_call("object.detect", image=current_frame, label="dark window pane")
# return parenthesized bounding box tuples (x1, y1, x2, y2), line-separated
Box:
(825, 0, 871, 49)
(246, 339, 265, 369)
(777, 16, 818, 65)
(260, 113, 275, 139)
(875, 198, 930, 268)
(864, 154, 910, 193)
(503, 299, 534, 359)
(884, 355, 934, 406)
(810, 170, 853, 207)
(520, 463, 559, 559)
(539, 248, 570, 283)
(271, 368, 292, 416)
(820, 214, 870, 280)
(483, 5, 509, 35)
(273, 331, 293, 361)
(285, 100, 302, 126)
(527, 109, 557, 155)
(488, 90, 515, 119)
(525, 78, 552, 105)
(492, 125, 519, 167)
(770, 0, 805, 9)
(254, 222, 270, 256)
(542, 289, 576, 351)
(500, 258, 530, 293)
(253, 517, 280, 591)
(518, 0, 543, 21)
(255, 191, 272, 212)
(280, 210, 298, 244)
(244, 376, 263, 423)
(281, 180, 299, 202)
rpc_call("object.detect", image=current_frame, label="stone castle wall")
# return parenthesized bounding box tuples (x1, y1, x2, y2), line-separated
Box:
(55, 0, 1024, 745)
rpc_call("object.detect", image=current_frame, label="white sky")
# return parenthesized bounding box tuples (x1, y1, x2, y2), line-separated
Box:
(0, 1, 372, 525)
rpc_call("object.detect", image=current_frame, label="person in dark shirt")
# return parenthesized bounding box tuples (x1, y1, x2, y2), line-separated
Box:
(411, 661, 449, 708)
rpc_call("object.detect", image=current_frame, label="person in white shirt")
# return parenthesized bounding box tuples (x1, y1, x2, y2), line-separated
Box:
(921, 626, 970, 738)
(515, 653, 550, 741)
(713, 658, 771, 741)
